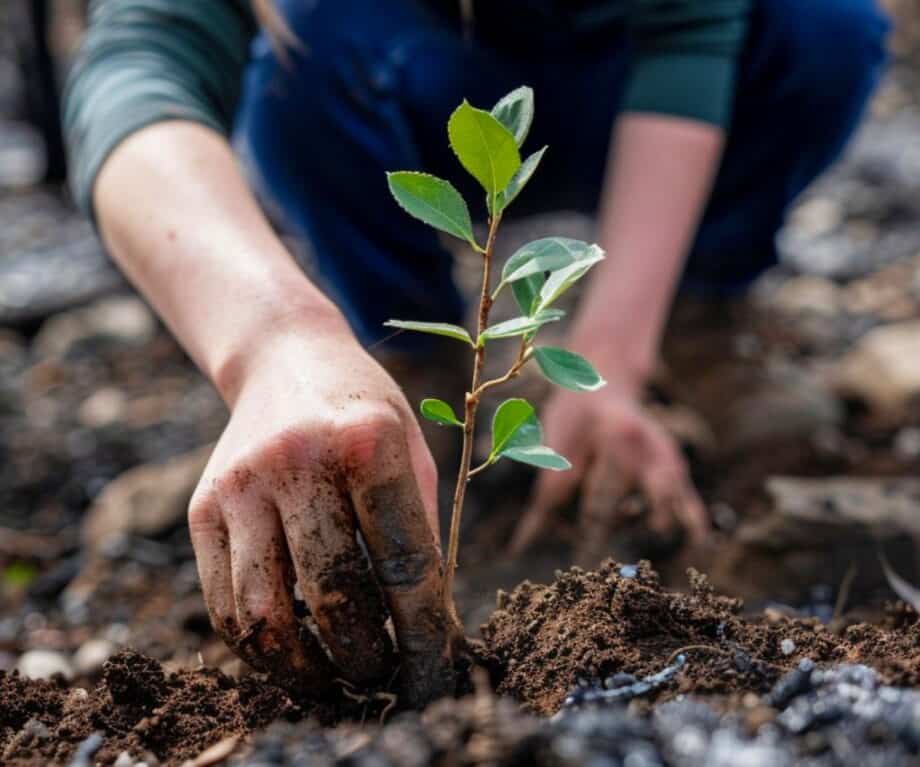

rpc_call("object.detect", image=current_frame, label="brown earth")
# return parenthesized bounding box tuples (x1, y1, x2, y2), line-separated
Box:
(4, 561, 920, 765)
(0, 650, 340, 766)
(483, 559, 920, 715)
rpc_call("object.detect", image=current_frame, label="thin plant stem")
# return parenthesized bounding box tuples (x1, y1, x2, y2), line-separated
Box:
(444, 212, 502, 605)
(475, 339, 530, 398)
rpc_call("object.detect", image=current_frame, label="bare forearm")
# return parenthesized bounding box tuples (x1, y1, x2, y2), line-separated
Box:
(94, 121, 350, 404)
(571, 114, 724, 391)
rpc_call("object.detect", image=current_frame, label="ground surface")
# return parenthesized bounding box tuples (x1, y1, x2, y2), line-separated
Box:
(4, 3, 920, 765)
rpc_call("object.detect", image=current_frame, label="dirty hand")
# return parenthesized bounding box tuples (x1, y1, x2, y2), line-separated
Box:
(509, 377, 708, 557)
(187, 328, 456, 705)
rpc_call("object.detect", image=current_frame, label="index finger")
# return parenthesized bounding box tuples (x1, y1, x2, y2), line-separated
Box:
(340, 415, 456, 708)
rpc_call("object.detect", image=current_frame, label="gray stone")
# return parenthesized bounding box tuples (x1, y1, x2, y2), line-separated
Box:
(16, 649, 74, 681)
(73, 638, 116, 675)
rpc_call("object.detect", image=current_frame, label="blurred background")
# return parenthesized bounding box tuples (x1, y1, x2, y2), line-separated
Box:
(4, 0, 920, 686)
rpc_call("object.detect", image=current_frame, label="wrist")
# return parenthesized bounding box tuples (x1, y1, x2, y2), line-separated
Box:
(566, 320, 654, 399)
(210, 280, 354, 405)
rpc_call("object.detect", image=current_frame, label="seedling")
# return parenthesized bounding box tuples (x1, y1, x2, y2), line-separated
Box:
(385, 87, 607, 617)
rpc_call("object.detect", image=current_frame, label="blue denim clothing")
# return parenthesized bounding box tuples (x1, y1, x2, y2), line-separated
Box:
(236, 0, 889, 348)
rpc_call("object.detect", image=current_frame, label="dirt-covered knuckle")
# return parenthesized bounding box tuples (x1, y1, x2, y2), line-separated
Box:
(375, 549, 436, 589)
(250, 427, 317, 480)
(414, 447, 438, 498)
(203, 596, 239, 644)
(334, 404, 405, 469)
(235, 583, 282, 625)
(187, 495, 223, 536)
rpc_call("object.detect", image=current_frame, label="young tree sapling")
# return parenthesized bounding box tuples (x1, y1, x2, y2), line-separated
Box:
(385, 86, 607, 623)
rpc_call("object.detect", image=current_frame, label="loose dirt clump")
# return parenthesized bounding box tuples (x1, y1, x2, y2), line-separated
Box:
(480, 559, 910, 715)
(0, 650, 300, 766)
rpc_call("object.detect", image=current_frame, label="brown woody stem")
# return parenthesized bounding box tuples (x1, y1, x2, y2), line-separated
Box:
(444, 212, 502, 606)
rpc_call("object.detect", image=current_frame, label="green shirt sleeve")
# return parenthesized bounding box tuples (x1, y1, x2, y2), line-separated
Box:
(63, 0, 256, 218)
(622, 0, 751, 126)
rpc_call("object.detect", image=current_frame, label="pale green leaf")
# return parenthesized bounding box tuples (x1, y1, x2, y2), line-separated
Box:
(499, 237, 594, 291)
(420, 398, 464, 427)
(491, 86, 534, 146)
(505, 413, 543, 449)
(496, 146, 546, 212)
(501, 444, 571, 471)
(479, 309, 564, 344)
(383, 319, 474, 346)
(533, 347, 607, 392)
(387, 172, 475, 245)
(511, 274, 545, 316)
(535, 245, 605, 311)
(491, 399, 536, 458)
(447, 101, 521, 212)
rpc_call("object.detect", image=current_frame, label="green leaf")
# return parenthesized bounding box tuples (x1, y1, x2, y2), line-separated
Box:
(535, 245, 605, 312)
(496, 146, 546, 212)
(498, 237, 594, 294)
(420, 398, 463, 427)
(447, 101, 521, 212)
(511, 273, 545, 316)
(533, 347, 607, 392)
(479, 309, 564, 344)
(383, 319, 474, 346)
(501, 445, 571, 471)
(491, 398, 536, 458)
(387, 172, 476, 245)
(491, 86, 534, 147)
(505, 412, 543, 449)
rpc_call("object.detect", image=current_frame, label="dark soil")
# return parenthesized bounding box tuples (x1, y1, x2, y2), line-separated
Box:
(482, 560, 920, 715)
(4, 562, 920, 765)
(1, 650, 316, 766)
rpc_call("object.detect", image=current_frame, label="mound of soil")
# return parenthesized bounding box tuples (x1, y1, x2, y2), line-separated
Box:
(4, 562, 920, 765)
(482, 559, 920, 714)
(0, 650, 300, 766)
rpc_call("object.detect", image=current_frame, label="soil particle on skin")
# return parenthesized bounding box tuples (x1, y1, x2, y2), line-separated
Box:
(481, 559, 919, 715)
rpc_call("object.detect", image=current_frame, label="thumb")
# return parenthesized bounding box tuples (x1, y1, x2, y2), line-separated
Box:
(508, 467, 579, 556)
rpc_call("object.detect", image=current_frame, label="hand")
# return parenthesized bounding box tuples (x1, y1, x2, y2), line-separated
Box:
(509, 380, 708, 558)
(187, 328, 457, 706)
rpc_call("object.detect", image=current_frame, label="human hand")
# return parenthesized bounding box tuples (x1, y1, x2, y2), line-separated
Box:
(509, 377, 708, 559)
(188, 328, 457, 706)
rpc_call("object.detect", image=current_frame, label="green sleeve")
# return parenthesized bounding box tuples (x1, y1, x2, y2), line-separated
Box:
(622, 0, 752, 126)
(63, 0, 256, 218)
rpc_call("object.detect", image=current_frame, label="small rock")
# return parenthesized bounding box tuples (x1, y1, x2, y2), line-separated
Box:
(78, 388, 127, 428)
(181, 734, 240, 766)
(770, 275, 842, 317)
(788, 197, 844, 239)
(781, 639, 796, 656)
(22, 718, 51, 739)
(81, 444, 213, 551)
(766, 476, 920, 536)
(16, 649, 74, 680)
(34, 295, 156, 358)
(894, 427, 920, 459)
(724, 365, 843, 450)
(74, 638, 116, 675)
(113, 752, 134, 767)
(833, 320, 920, 418)
(68, 732, 104, 767)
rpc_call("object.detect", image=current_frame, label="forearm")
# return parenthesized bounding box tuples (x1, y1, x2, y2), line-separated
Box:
(94, 121, 351, 404)
(570, 113, 724, 392)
